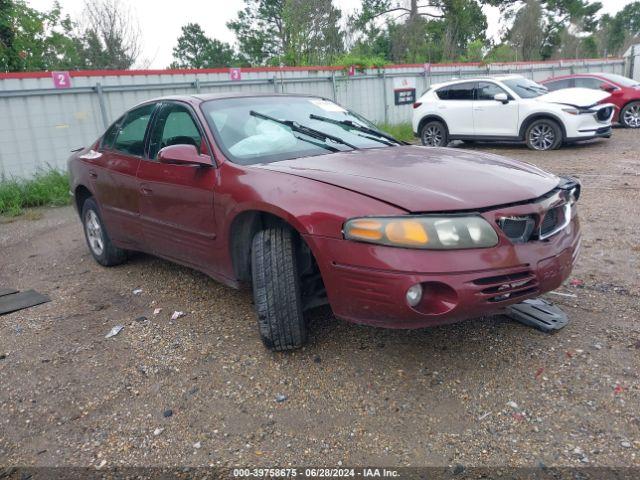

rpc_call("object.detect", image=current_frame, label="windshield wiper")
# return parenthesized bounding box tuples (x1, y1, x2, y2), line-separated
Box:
(309, 114, 404, 145)
(250, 111, 359, 150)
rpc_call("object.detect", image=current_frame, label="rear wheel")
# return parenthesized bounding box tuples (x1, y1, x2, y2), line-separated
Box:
(81, 198, 127, 267)
(251, 226, 307, 351)
(420, 120, 448, 147)
(620, 101, 640, 128)
(525, 119, 562, 151)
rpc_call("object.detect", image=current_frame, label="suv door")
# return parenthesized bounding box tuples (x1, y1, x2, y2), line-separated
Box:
(136, 101, 218, 269)
(89, 102, 157, 248)
(472, 81, 519, 137)
(435, 82, 475, 135)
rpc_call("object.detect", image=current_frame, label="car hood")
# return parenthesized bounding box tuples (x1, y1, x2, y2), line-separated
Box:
(535, 87, 610, 107)
(257, 146, 560, 212)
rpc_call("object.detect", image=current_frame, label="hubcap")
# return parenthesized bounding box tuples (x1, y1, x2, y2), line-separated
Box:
(529, 123, 555, 150)
(623, 104, 640, 128)
(85, 210, 104, 256)
(422, 125, 444, 147)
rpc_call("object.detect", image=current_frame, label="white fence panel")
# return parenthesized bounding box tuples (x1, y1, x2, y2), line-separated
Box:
(0, 57, 626, 178)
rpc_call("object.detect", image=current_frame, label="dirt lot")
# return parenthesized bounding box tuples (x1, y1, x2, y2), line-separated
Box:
(1, 129, 639, 471)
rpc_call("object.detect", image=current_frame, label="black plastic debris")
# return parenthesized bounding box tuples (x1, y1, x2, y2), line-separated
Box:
(506, 298, 569, 333)
(0, 289, 50, 316)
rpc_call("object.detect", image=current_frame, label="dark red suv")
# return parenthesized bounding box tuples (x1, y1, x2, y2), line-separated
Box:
(68, 94, 581, 350)
(542, 73, 640, 128)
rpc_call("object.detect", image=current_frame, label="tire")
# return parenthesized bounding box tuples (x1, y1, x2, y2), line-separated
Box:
(620, 101, 640, 128)
(525, 119, 562, 151)
(251, 227, 307, 351)
(81, 197, 127, 267)
(420, 120, 448, 147)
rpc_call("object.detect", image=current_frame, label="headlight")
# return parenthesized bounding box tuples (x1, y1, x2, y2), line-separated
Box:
(343, 215, 499, 249)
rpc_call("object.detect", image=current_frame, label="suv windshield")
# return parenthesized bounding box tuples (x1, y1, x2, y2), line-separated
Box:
(201, 96, 396, 165)
(502, 78, 549, 98)
(600, 73, 640, 87)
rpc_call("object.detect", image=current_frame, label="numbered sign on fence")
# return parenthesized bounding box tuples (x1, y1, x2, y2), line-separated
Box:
(51, 71, 71, 89)
(230, 68, 242, 81)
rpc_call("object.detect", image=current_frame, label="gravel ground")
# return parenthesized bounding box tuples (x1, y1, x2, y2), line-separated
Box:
(0, 129, 639, 471)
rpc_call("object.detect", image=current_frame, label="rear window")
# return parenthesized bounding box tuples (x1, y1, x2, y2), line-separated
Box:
(436, 82, 475, 101)
(599, 73, 640, 87)
(544, 79, 572, 91)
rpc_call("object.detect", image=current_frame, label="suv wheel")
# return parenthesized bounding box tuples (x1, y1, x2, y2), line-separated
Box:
(251, 226, 307, 351)
(621, 102, 640, 128)
(420, 121, 448, 147)
(81, 198, 127, 266)
(525, 119, 562, 151)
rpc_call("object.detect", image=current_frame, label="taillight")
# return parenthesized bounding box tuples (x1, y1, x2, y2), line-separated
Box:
(413, 102, 422, 109)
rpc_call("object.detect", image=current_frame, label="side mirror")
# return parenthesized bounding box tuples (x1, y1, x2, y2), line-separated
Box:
(494, 93, 509, 104)
(157, 144, 212, 167)
(601, 83, 617, 93)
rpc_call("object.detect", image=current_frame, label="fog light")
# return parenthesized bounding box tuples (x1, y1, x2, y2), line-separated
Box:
(406, 284, 423, 307)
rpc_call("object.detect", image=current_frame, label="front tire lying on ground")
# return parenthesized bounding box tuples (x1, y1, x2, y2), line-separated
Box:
(251, 226, 307, 351)
(81, 197, 127, 267)
(525, 119, 562, 151)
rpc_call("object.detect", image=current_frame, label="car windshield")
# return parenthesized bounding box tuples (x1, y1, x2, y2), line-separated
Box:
(201, 96, 397, 165)
(502, 78, 549, 98)
(599, 73, 640, 87)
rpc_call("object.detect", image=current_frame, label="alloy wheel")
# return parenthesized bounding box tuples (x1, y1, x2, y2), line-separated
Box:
(529, 123, 556, 150)
(85, 210, 105, 256)
(623, 104, 640, 128)
(422, 125, 444, 147)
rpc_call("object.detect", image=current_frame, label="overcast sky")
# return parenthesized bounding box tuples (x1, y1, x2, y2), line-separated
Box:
(29, 0, 636, 68)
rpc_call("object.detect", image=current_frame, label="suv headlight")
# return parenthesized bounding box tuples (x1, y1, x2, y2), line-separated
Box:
(343, 215, 499, 249)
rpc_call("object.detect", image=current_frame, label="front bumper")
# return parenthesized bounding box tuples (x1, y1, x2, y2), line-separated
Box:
(305, 195, 581, 329)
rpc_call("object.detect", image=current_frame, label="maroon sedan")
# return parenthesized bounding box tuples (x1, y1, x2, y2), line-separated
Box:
(542, 72, 640, 128)
(68, 94, 581, 350)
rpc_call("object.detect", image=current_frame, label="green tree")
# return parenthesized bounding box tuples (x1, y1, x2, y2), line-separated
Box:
(169, 23, 237, 68)
(0, 0, 79, 72)
(227, 0, 344, 66)
(594, 2, 640, 56)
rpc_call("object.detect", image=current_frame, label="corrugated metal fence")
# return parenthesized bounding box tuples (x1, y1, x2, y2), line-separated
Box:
(0, 57, 626, 178)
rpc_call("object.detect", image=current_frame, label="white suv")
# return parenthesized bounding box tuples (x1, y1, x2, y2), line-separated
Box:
(412, 75, 615, 150)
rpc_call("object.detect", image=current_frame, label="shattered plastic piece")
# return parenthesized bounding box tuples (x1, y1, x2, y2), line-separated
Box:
(154, 428, 164, 436)
(614, 384, 625, 394)
(275, 393, 288, 403)
(133, 289, 143, 295)
(193, 441, 202, 449)
(171, 311, 185, 320)
(569, 278, 584, 287)
(549, 291, 577, 298)
(506, 298, 569, 333)
(535, 367, 545, 379)
(153, 308, 163, 315)
(105, 325, 124, 338)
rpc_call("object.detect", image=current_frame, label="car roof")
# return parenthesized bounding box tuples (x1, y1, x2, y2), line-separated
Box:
(541, 72, 613, 82)
(133, 92, 325, 107)
(430, 74, 525, 89)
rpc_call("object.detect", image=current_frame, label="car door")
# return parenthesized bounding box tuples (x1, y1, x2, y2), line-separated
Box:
(435, 82, 475, 135)
(472, 81, 520, 137)
(88, 102, 157, 248)
(136, 101, 218, 269)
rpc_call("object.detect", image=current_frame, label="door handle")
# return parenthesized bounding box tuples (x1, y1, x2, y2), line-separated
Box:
(89, 170, 97, 179)
(140, 185, 153, 196)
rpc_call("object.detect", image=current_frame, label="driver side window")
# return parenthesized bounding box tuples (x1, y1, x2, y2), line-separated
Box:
(148, 103, 203, 160)
(476, 82, 510, 101)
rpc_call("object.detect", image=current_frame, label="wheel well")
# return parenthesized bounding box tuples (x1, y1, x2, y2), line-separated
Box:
(418, 115, 449, 136)
(74, 185, 93, 217)
(229, 210, 327, 310)
(519, 114, 566, 140)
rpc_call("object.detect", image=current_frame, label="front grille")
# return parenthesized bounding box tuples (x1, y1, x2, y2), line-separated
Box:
(540, 207, 559, 236)
(472, 270, 540, 303)
(597, 107, 613, 122)
(497, 215, 536, 243)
